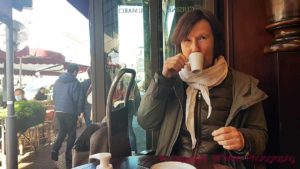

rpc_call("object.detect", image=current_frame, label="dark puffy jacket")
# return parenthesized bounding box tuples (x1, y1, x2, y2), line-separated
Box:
(53, 72, 81, 116)
(138, 69, 268, 169)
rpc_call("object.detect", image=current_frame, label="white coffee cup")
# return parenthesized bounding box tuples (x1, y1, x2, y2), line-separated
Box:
(189, 52, 204, 73)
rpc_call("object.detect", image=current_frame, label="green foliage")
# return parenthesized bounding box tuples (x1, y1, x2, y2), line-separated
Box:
(0, 109, 6, 120)
(0, 101, 46, 120)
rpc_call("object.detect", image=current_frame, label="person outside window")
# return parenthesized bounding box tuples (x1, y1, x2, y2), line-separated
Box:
(14, 88, 27, 101)
(80, 67, 92, 127)
(51, 63, 81, 168)
(34, 87, 48, 101)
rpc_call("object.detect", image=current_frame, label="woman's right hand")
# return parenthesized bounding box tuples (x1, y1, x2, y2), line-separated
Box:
(162, 53, 187, 78)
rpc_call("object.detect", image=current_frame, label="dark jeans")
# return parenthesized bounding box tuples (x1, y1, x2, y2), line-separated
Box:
(128, 113, 137, 153)
(52, 112, 77, 156)
(83, 111, 91, 127)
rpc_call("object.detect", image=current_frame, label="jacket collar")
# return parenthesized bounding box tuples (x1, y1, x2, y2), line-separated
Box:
(225, 69, 268, 125)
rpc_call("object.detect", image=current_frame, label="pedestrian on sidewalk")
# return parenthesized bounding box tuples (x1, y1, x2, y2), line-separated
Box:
(79, 67, 92, 127)
(51, 63, 82, 168)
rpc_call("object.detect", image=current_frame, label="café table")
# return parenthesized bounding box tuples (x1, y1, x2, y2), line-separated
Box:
(73, 155, 234, 169)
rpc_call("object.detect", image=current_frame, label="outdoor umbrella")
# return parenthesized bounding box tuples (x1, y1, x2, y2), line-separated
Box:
(0, 45, 29, 62)
(0, 48, 66, 76)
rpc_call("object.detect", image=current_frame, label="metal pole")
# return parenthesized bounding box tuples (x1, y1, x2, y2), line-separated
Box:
(19, 57, 22, 87)
(5, 1, 18, 168)
(1, 123, 6, 169)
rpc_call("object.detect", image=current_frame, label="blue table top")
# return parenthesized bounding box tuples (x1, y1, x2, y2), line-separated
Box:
(72, 163, 96, 169)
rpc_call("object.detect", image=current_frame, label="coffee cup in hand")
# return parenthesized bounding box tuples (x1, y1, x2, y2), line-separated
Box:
(189, 52, 204, 73)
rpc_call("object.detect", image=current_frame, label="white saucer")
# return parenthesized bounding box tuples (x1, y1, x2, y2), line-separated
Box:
(150, 161, 196, 169)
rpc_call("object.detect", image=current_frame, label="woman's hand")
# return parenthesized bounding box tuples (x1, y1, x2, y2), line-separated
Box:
(212, 126, 245, 151)
(162, 53, 188, 78)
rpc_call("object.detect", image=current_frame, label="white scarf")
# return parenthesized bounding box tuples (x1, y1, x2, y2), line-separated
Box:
(178, 56, 228, 149)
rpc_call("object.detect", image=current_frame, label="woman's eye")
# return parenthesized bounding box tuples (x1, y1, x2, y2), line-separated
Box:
(183, 38, 190, 42)
(198, 36, 207, 41)
(181, 39, 191, 45)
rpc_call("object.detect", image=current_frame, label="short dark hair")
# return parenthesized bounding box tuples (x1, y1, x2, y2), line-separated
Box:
(15, 88, 25, 94)
(67, 63, 79, 73)
(39, 87, 46, 91)
(172, 9, 225, 59)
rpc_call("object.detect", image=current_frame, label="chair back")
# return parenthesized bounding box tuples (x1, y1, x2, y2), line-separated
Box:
(106, 68, 136, 157)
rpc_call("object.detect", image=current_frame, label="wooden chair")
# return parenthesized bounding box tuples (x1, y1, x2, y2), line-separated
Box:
(72, 68, 136, 167)
(43, 109, 56, 143)
(106, 68, 136, 157)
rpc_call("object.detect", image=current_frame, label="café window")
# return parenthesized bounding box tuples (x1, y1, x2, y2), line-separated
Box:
(102, 0, 147, 154)
(101, 0, 215, 154)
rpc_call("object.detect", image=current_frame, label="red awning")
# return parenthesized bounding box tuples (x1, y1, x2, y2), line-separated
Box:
(22, 48, 65, 64)
(0, 48, 66, 76)
(0, 48, 89, 76)
(0, 48, 65, 64)
(0, 46, 29, 62)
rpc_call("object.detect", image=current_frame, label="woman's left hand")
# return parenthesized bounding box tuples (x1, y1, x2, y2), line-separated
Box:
(212, 126, 245, 151)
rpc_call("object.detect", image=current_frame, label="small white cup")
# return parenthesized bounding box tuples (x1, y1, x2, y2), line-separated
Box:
(189, 52, 204, 73)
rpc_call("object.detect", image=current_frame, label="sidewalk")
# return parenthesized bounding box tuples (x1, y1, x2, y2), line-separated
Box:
(17, 125, 85, 169)
(18, 143, 61, 169)
(15, 115, 145, 169)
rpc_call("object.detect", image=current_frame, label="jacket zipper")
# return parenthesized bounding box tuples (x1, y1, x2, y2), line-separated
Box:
(167, 86, 184, 155)
(193, 90, 202, 156)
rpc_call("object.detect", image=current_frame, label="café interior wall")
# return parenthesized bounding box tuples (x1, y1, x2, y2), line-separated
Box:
(224, 0, 278, 163)
(224, 0, 300, 168)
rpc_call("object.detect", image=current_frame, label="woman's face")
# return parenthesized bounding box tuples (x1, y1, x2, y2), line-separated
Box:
(14, 90, 24, 100)
(180, 19, 214, 69)
(40, 88, 45, 94)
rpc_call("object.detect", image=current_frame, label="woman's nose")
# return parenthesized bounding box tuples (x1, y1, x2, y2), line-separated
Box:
(191, 39, 200, 52)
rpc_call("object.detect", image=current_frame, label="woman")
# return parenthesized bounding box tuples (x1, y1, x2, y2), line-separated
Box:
(14, 88, 27, 101)
(137, 9, 268, 168)
(34, 87, 47, 101)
